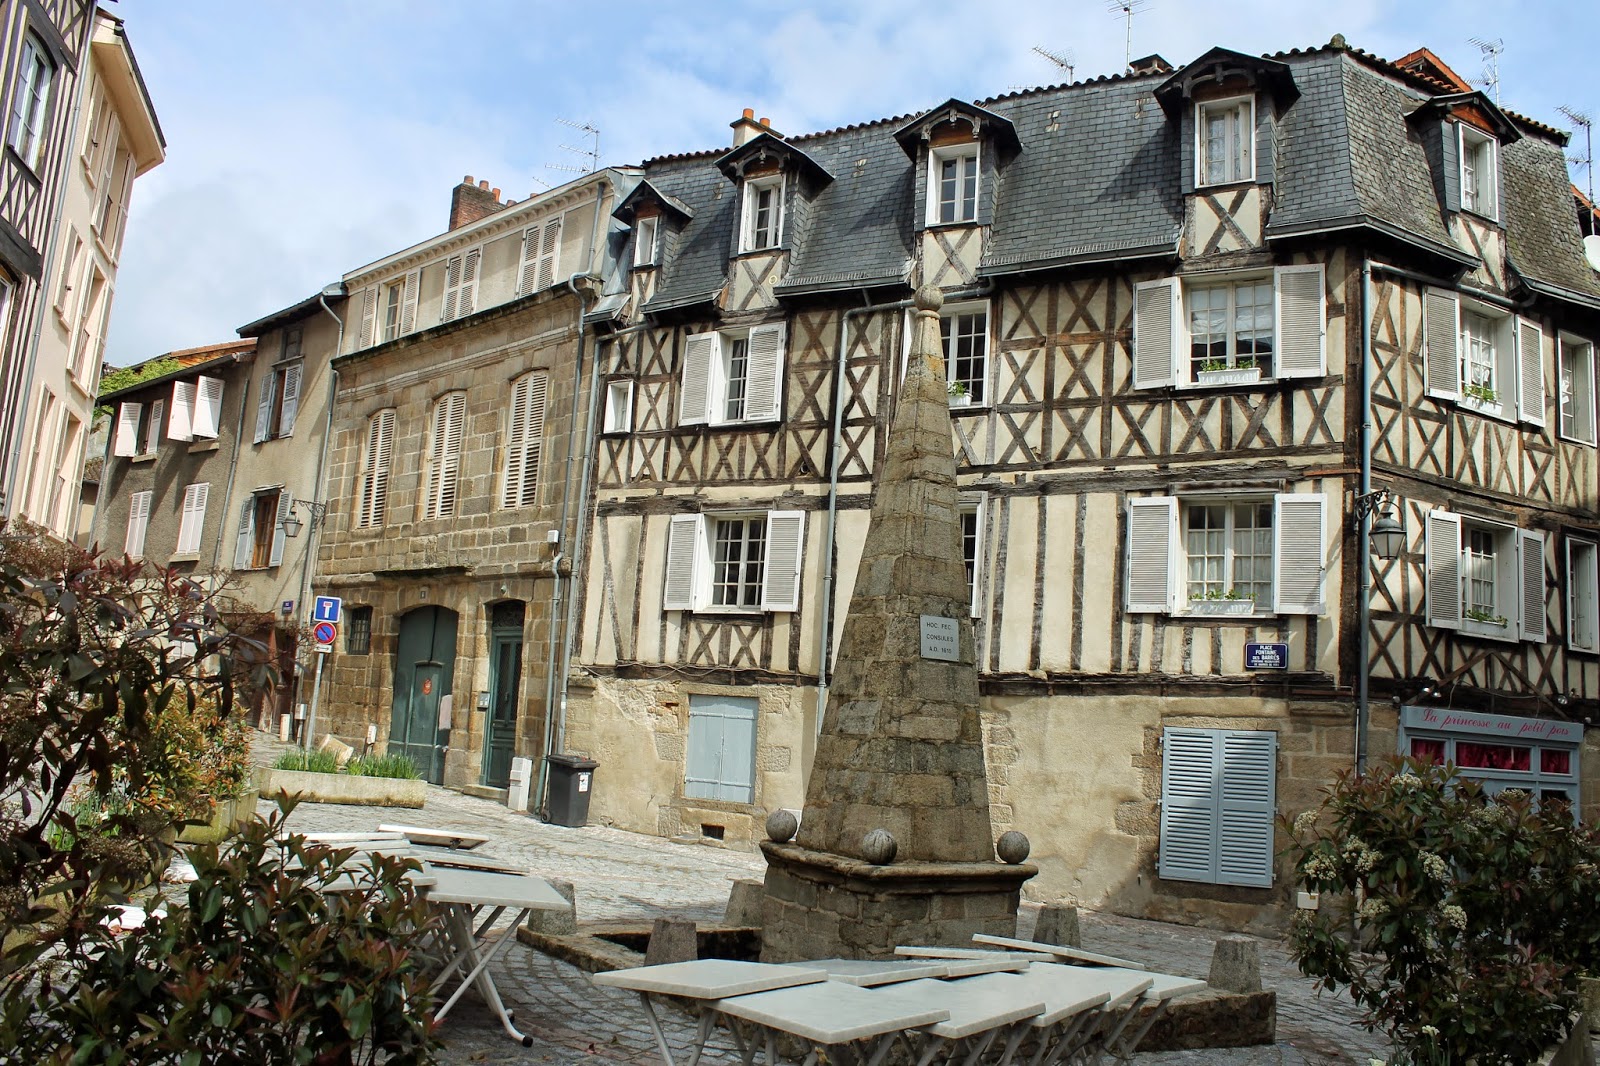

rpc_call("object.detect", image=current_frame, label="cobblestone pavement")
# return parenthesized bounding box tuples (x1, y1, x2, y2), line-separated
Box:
(252, 734, 1396, 1064)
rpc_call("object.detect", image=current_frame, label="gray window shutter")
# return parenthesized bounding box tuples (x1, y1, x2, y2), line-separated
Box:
(1133, 278, 1178, 389)
(685, 696, 758, 803)
(761, 510, 805, 612)
(168, 381, 194, 441)
(1159, 728, 1219, 883)
(1125, 496, 1177, 613)
(743, 323, 786, 422)
(1217, 731, 1277, 888)
(1273, 493, 1326, 615)
(1424, 289, 1461, 401)
(1519, 529, 1546, 643)
(663, 514, 704, 611)
(277, 363, 302, 437)
(399, 271, 419, 335)
(441, 256, 462, 322)
(233, 497, 254, 570)
(1425, 510, 1463, 630)
(254, 370, 276, 443)
(114, 402, 140, 456)
(357, 288, 377, 349)
(269, 490, 289, 567)
(1517, 318, 1545, 427)
(678, 332, 717, 427)
(360, 409, 395, 528)
(1274, 265, 1325, 378)
(458, 248, 480, 316)
(517, 227, 540, 296)
(428, 392, 466, 519)
(536, 218, 562, 292)
(1440, 122, 1461, 213)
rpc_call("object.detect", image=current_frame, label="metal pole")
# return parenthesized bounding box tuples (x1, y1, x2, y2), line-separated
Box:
(1356, 259, 1374, 775)
(305, 649, 327, 750)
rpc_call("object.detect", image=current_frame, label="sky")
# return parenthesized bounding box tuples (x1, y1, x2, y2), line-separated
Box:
(103, 0, 1600, 366)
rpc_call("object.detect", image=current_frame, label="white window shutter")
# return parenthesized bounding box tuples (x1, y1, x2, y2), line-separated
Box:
(114, 402, 140, 456)
(503, 376, 530, 509)
(357, 288, 377, 349)
(761, 510, 805, 611)
(1273, 493, 1326, 615)
(663, 514, 704, 611)
(429, 392, 466, 518)
(517, 227, 540, 296)
(1125, 496, 1177, 612)
(233, 497, 254, 569)
(1516, 318, 1546, 427)
(1217, 731, 1277, 888)
(192, 376, 223, 438)
(168, 381, 194, 441)
(458, 248, 480, 317)
(1519, 529, 1546, 643)
(537, 218, 562, 292)
(1274, 265, 1325, 378)
(1159, 728, 1220, 883)
(1424, 289, 1461, 401)
(1568, 540, 1599, 653)
(145, 400, 164, 454)
(441, 256, 462, 322)
(1424, 510, 1463, 630)
(177, 483, 209, 554)
(254, 370, 276, 443)
(400, 270, 419, 335)
(360, 409, 394, 528)
(1560, 339, 1596, 444)
(679, 332, 717, 426)
(269, 490, 289, 567)
(277, 363, 302, 436)
(1132, 278, 1178, 389)
(124, 490, 150, 557)
(744, 323, 787, 422)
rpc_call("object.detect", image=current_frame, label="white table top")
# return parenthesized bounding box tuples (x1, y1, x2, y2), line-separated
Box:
(413, 846, 527, 874)
(379, 823, 490, 849)
(715, 980, 950, 1045)
(782, 958, 950, 986)
(897, 945, 1055, 963)
(1005, 963, 1140, 1026)
(891, 975, 1045, 1039)
(593, 959, 828, 999)
(423, 866, 570, 910)
(1092, 966, 1207, 1002)
(972, 934, 1146, 970)
(937, 956, 1031, 978)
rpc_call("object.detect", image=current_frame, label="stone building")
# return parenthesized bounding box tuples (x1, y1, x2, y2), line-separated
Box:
(313, 170, 636, 795)
(565, 42, 1600, 931)
(1, 4, 162, 535)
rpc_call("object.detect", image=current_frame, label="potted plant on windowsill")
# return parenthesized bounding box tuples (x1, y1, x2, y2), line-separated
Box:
(1195, 357, 1262, 387)
(947, 380, 972, 408)
(1463, 606, 1510, 635)
(1189, 588, 1257, 616)
(1462, 382, 1499, 411)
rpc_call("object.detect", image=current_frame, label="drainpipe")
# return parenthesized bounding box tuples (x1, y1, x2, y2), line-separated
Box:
(296, 294, 345, 617)
(1356, 259, 1373, 774)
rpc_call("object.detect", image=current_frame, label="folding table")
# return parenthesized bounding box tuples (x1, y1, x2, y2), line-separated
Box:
(780, 958, 950, 986)
(970, 934, 1145, 970)
(713, 979, 950, 1066)
(896, 945, 1055, 964)
(1003, 962, 1146, 1066)
(887, 974, 1045, 1066)
(378, 822, 491, 850)
(1079, 967, 1207, 1065)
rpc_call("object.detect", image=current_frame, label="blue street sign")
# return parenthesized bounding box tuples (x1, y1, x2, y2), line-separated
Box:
(1245, 642, 1289, 670)
(312, 596, 342, 624)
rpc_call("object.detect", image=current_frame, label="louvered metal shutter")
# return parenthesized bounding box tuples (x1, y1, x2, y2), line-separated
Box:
(1159, 729, 1219, 883)
(1274, 265, 1325, 378)
(1132, 278, 1178, 389)
(1125, 497, 1176, 613)
(1424, 511, 1463, 630)
(1273, 493, 1325, 615)
(1519, 529, 1546, 643)
(1160, 728, 1277, 888)
(1217, 731, 1277, 887)
(1424, 289, 1460, 401)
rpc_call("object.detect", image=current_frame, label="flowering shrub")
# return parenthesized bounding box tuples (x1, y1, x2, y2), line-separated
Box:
(1285, 758, 1600, 1064)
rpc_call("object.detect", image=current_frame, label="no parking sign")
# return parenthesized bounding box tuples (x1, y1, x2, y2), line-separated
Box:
(313, 621, 338, 652)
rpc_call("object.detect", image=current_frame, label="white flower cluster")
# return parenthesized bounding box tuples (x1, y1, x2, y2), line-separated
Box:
(1293, 810, 1319, 834)
(1393, 770, 1420, 785)
(1344, 839, 1380, 874)
(1302, 854, 1337, 881)
(1439, 904, 1467, 930)
(1419, 852, 1449, 883)
(1420, 1024, 1440, 1038)
(1357, 897, 1390, 921)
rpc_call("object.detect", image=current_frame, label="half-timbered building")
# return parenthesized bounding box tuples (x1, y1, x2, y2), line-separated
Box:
(566, 42, 1600, 930)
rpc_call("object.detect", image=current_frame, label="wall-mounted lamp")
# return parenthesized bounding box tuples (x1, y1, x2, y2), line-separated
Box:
(1352, 488, 1405, 560)
(281, 500, 328, 538)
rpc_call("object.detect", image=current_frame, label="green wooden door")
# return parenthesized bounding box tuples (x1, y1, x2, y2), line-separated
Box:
(390, 606, 457, 784)
(482, 630, 523, 788)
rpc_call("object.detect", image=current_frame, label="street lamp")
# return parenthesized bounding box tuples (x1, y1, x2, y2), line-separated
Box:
(1353, 487, 1404, 774)
(281, 500, 327, 538)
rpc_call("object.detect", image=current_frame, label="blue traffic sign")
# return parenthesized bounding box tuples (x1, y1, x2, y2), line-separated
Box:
(313, 596, 342, 624)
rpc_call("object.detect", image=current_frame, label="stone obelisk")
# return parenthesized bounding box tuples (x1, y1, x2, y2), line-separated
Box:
(759, 287, 1035, 961)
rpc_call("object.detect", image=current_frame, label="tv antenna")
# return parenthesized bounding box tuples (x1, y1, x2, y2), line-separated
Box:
(1468, 36, 1503, 105)
(1108, 0, 1149, 73)
(1558, 105, 1596, 236)
(1032, 45, 1075, 82)
(546, 117, 601, 179)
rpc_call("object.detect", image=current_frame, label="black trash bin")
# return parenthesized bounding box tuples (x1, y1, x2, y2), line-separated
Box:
(544, 754, 599, 826)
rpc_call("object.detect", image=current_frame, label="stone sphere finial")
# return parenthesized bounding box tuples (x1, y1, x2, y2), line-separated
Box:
(765, 809, 798, 843)
(913, 285, 943, 313)
(996, 830, 1031, 864)
(862, 828, 898, 865)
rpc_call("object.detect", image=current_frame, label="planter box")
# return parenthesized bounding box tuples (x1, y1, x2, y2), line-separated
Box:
(1189, 599, 1256, 617)
(948, 393, 972, 408)
(1196, 367, 1261, 387)
(256, 767, 427, 809)
(178, 788, 259, 845)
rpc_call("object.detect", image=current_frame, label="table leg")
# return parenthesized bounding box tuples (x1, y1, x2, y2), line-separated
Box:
(434, 903, 534, 1046)
(638, 992, 678, 1066)
(1103, 998, 1167, 1063)
(991, 1020, 1032, 1066)
(1082, 1002, 1142, 1066)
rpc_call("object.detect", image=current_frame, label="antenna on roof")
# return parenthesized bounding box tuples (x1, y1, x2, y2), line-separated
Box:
(546, 117, 601, 179)
(1468, 36, 1504, 105)
(1107, 0, 1149, 74)
(1558, 105, 1597, 236)
(1032, 45, 1075, 81)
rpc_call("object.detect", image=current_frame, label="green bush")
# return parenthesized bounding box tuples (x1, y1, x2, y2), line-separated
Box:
(1284, 758, 1600, 1064)
(347, 752, 421, 780)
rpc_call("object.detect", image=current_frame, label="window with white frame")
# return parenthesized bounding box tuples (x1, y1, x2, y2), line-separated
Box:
(1401, 707, 1579, 810)
(678, 323, 786, 426)
(113, 399, 166, 459)
(634, 215, 660, 267)
(604, 379, 634, 434)
(356, 409, 395, 529)
(423, 391, 466, 520)
(1159, 727, 1276, 887)
(358, 272, 417, 348)
(502, 372, 548, 509)
(685, 694, 758, 803)
(1560, 335, 1596, 445)
(232, 488, 288, 571)
(174, 483, 209, 556)
(381, 278, 405, 342)
(165, 376, 224, 442)
(7, 34, 55, 171)
(941, 304, 988, 404)
(517, 218, 562, 295)
(1133, 266, 1324, 388)
(70, 265, 107, 384)
(1459, 124, 1498, 220)
(1196, 97, 1253, 187)
(1424, 510, 1545, 643)
(740, 174, 784, 252)
(1125, 494, 1326, 616)
(960, 496, 984, 618)
(930, 143, 979, 225)
(254, 358, 302, 443)
(54, 227, 82, 322)
(124, 490, 151, 558)
(1567, 538, 1598, 654)
(1423, 290, 1542, 425)
(663, 510, 805, 613)
(441, 248, 480, 322)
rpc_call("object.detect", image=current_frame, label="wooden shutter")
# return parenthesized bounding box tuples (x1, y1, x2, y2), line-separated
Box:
(503, 374, 547, 508)
(1568, 540, 1599, 653)
(1132, 278, 1178, 389)
(1159, 729, 1219, 883)
(145, 400, 164, 454)
(743, 323, 786, 422)
(269, 490, 289, 567)
(254, 369, 276, 443)
(357, 288, 377, 349)
(1517, 318, 1545, 426)
(1125, 496, 1177, 613)
(360, 409, 394, 528)
(277, 363, 302, 436)
(233, 496, 255, 569)
(517, 226, 541, 296)
(441, 256, 462, 322)
(1519, 529, 1546, 643)
(458, 248, 480, 317)
(536, 219, 562, 291)
(399, 270, 419, 335)
(192, 376, 223, 438)
(663, 514, 704, 611)
(124, 490, 151, 557)
(427, 392, 465, 519)
(1217, 731, 1277, 888)
(685, 696, 757, 803)
(114, 402, 140, 456)
(1424, 289, 1461, 401)
(1424, 510, 1463, 630)
(761, 510, 805, 611)
(679, 332, 717, 426)
(168, 381, 194, 441)
(1274, 265, 1325, 378)
(1273, 493, 1326, 615)
(177, 483, 209, 554)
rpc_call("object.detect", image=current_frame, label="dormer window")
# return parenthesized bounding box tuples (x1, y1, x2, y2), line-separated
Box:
(930, 143, 978, 224)
(741, 174, 784, 252)
(1459, 124, 1498, 220)
(634, 214, 660, 267)
(1197, 97, 1253, 186)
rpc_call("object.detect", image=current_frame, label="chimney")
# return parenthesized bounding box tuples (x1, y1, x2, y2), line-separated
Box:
(449, 174, 506, 230)
(730, 107, 781, 147)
